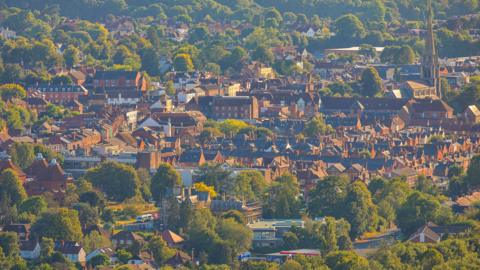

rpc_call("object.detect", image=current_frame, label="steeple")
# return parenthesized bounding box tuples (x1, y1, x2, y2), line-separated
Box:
(421, 0, 441, 98)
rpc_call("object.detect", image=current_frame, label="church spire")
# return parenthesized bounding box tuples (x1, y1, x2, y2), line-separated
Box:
(421, 0, 441, 98)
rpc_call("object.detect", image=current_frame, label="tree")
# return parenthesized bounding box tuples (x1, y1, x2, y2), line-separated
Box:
(148, 236, 175, 265)
(194, 163, 232, 194)
(83, 231, 111, 254)
(63, 45, 80, 68)
(151, 163, 182, 201)
(263, 174, 301, 219)
(280, 260, 302, 270)
(18, 196, 47, 215)
(217, 218, 253, 254)
(32, 208, 83, 241)
(0, 232, 19, 257)
(325, 251, 370, 270)
(0, 169, 27, 207)
(40, 237, 54, 259)
(463, 155, 480, 189)
(140, 47, 160, 76)
(0, 84, 26, 101)
(117, 249, 133, 264)
(308, 175, 349, 218)
(7, 143, 35, 170)
(396, 192, 441, 235)
(173, 53, 194, 72)
(360, 67, 384, 97)
(303, 115, 334, 138)
(252, 45, 274, 65)
(165, 80, 175, 96)
(232, 170, 267, 201)
(345, 181, 378, 238)
(194, 182, 217, 199)
(90, 253, 110, 268)
(334, 14, 366, 44)
(72, 203, 98, 229)
(84, 161, 139, 202)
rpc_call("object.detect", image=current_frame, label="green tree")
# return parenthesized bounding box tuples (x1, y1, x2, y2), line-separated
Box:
(252, 45, 274, 64)
(194, 163, 232, 194)
(151, 163, 182, 201)
(173, 53, 194, 72)
(63, 45, 80, 68)
(7, 143, 35, 170)
(334, 14, 366, 44)
(308, 175, 349, 218)
(263, 174, 301, 219)
(217, 218, 253, 254)
(18, 196, 47, 215)
(165, 80, 175, 96)
(345, 181, 378, 238)
(303, 115, 334, 138)
(148, 236, 175, 265)
(397, 192, 441, 235)
(326, 251, 370, 270)
(360, 67, 384, 97)
(84, 161, 140, 202)
(0, 84, 26, 101)
(40, 237, 54, 259)
(32, 208, 83, 241)
(0, 169, 27, 207)
(232, 170, 267, 201)
(90, 253, 110, 268)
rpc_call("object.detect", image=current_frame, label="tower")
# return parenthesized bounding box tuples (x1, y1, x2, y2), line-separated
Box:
(421, 0, 441, 98)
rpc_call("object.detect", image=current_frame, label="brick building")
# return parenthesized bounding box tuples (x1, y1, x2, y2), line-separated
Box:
(28, 85, 88, 104)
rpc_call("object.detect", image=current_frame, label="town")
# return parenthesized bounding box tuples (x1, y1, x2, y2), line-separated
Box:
(0, 0, 479, 269)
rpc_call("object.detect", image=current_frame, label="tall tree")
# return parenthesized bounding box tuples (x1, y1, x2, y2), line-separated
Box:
(263, 174, 301, 219)
(84, 161, 139, 202)
(396, 192, 441, 235)
(151, 163, 182, 201)
(0, 169, 27, 207)
(360, 67, 384, 97)
(345, 181, 378, 238)
(32, 208, 83, 241)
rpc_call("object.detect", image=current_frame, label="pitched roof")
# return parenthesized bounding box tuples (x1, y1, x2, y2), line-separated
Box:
(161, 230, 184, 244)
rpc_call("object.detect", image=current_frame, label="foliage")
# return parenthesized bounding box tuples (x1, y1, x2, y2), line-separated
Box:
(151, 163, 182, 201)
(303, 115, 334, 138)
(32, 208, 83, 241)
(263, 173, 301, 219)
(0, 169, 27, 207)
(360, 67, 384, 97)
(84, 161, 140, 202)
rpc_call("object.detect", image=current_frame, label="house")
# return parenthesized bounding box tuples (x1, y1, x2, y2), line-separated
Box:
(408, 222, 470, 243)
(106, 92, 142, 106)
(25, 97, 49, 113)
(0, 27, 17, 39)
(165, 250, 191, 267)
(161, 230, 184, 248)
(248, 219, 304, 249)
(463, 105, 480, 124)
(24, 154, 72, 199)
(93, 70, 148, 94)
(111, 231, 145, 249)
(403, 81, 437, 99)
(20, 240, 40, 260)
(211, 96, 259, 120)
(86, 247, 116, 263)
(55, 241, 86, 264)
(2, 224, 31, 240)
(150, 95, 173, 112)
(326, 163, 346, 176)
(28, 84, 88, 104)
